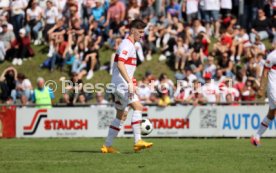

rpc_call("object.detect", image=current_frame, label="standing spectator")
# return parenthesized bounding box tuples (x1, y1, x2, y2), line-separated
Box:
(10, 0, 28, 38)
(182, 0, 199, 24)
(250, 9, 271, 43)
(32, 77, 54, 108)
(202, 0, 221, 37)
(10, 73, 32, 106)
(0, 0, 9, 17)
(26, 0, 43, 45)
(220, 0, 232, 18)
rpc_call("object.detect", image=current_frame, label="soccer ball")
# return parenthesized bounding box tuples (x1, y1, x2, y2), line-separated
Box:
(141, 118, 153, 136)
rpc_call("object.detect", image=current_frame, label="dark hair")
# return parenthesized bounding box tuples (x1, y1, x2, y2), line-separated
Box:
(129, 19, 146, 30)
(17, 73, 26, 80)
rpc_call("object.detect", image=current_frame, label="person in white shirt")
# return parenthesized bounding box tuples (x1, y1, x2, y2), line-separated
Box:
(101, 19, 153, 153)
(10, 73, 33, 106)
(43, 0, 59, 42)
(95, 92, 109, 107)
(220, 0, 232, 18)
(201, 72, 220, 104)
(251, 46, 276, 146)
(182, 0, 199, 24)
(0, 0, 9, 16)
(202, 0, 220, 38)
(10, 0, 28, 38)
(26, 0, 43, 45)
(203, 56, 217, 77)
(219, 78, 240, 103)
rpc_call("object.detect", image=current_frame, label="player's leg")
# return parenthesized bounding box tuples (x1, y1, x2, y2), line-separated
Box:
(129, 100, 153, 152)
(101, 109, 128, 153)
(251, 108, 276, 146)
(129, 101, 143, 143)
(101, 90, 129, 153)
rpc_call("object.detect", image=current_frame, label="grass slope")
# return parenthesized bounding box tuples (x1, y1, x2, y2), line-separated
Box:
(0, 138, 275, 173)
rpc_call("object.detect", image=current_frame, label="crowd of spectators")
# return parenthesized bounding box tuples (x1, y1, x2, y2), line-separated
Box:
(0, 0, 276, 107)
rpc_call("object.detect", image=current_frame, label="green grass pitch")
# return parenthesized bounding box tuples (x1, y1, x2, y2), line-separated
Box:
(0, 138, 276, 173)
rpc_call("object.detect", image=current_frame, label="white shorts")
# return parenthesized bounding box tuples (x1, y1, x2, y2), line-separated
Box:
(113, 88, 139, 111)
(268, 91, 276, 110)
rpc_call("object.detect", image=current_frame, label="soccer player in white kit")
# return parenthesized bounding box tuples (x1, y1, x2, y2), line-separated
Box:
(251, 47, 276, 146)
(101, 19, 153, 153)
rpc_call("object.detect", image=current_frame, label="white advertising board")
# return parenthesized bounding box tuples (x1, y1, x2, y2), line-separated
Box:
(16, 105, 276, 138)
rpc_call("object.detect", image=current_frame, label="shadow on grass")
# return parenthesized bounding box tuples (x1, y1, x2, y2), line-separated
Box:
(69, 150, 137, 155)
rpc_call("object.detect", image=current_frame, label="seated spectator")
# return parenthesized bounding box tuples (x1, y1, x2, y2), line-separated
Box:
(250, 9, 270, 43)
(157, 86, 171, 107)
(186, 50, 204, 83)
(49, 34, 70, 71)
(10, 73, 32, 106)
(185, 80, 206, 105)
(91, 0, 107, 26)
(201, 72, 220, 104)
(61, 73, 86, 105)
(0, 22, 16, 61)
(104, 0, 125, 27)
(219, 78, 240, 103)
(43, 0, 59, 42)
(26, 0, 43, 45)
(203, 56, 217, 78)
(95, 92, 109, 107)
(32, 77, 54, 108)
(11, 28, 34, 66)
(156, 73, 174, 98)
(231, 27, 250, 62)
(241, 78, 258, 103)
(213, 28, 233, 54)
(214, 68, 226, 84)
(127, 0, 140, 20)
(173, 37, 188, 70)
(137, 78, 152, 104)
(217, 52, 234, 78)
(0, 67, 17, 102)
(174, 80, 192, 104)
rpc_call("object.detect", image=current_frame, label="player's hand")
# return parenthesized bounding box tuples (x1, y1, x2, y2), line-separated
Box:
(128, 82, 135, 99)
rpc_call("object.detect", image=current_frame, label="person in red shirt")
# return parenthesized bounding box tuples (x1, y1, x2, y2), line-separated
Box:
(50, 34, 69, 71)
(11, 28, 34, 66)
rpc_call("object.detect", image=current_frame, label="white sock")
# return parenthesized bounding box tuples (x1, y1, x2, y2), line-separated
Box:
(256, 117, 272, 140)
(132, 110, 142, 144)
(105, 118, 124, 147)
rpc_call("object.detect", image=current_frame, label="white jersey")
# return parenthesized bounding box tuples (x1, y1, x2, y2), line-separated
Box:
(201, 82, 220, 102)
(265, 50, 276, 94)
(111, 38, 137, 88)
